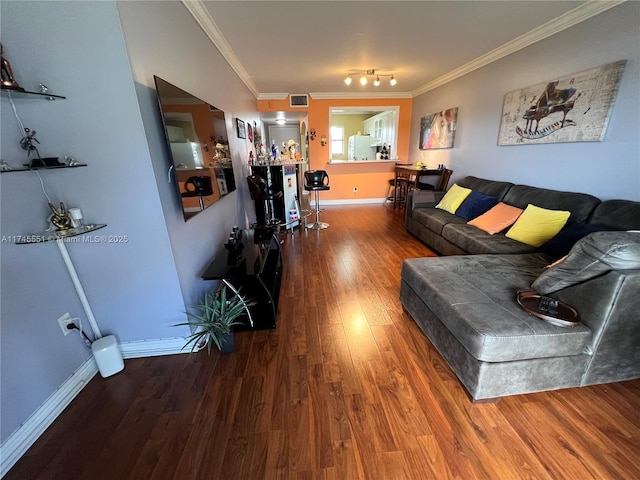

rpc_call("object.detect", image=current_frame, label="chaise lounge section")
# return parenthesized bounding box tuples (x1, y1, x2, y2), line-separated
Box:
(401, 177, 640, 400)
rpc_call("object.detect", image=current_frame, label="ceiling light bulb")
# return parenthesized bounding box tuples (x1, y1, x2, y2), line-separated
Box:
(390, 76, 397, 86)
(276, 118, 286, 125)
(374, 76, 380, 87)
(344, 75, 352, 86)
(360, 74, 367, 86)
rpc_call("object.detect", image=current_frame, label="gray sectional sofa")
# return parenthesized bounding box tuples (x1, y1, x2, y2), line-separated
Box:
(401, 176, 640, 400)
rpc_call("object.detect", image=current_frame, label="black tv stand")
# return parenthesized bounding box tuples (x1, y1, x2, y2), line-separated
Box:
(201, 226, 282, 330)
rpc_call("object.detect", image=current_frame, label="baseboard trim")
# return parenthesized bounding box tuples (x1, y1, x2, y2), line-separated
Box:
(0, 357, 98, 478)
(0, 337, 187, 478)
(119, 337, 188, 358)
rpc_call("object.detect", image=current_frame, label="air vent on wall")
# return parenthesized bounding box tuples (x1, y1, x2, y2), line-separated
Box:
(290, 94, 308, 107)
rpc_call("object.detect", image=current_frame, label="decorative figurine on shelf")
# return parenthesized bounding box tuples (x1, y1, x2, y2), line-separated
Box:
(1, 43, 24, 91)
(65, 155, 80, 167)
(285, 139, 298, 160)
(271, 142, 277, 161)
(0, 160, 11, 171)
(48, 202, 73, 233)
(224, 226, 244, 265)
(19, 128, 41, 159)
(248, 151, 254, 166)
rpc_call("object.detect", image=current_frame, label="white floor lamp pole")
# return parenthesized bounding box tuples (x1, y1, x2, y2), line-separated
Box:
(56, 239, 102, 339)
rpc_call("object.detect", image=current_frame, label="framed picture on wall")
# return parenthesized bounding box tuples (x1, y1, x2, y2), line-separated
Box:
(247, 123, 253, 142)
(236, 118, 246, 139)
(419, 107, 458, 150)
(253, 121, 261, 149)
(498, 60, 626, 145)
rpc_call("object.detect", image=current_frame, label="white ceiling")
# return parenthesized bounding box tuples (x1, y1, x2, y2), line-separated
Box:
(183, 0, 622, 121)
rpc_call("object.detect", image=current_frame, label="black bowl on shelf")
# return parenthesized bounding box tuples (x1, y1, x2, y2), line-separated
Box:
(24, 157, 64, 168)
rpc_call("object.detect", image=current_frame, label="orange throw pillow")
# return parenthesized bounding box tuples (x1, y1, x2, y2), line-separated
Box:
(467, 202, 523, 235)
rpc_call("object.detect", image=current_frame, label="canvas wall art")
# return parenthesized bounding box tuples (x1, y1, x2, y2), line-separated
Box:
(419, 107, 458, 150)
(498, 60, 626, 146)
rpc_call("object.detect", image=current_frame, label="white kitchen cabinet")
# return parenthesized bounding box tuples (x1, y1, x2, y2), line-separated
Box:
(364, 111, 396, 147)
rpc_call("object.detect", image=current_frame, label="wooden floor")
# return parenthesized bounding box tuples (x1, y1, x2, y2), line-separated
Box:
(7, 205, 640, 480)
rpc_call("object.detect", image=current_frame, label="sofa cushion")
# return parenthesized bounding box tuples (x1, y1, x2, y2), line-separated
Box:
(540, 222, 609, 259)
(442, 224, 538, 255)
(455, 190, 500, 221)
(401, 254, 592, 363)
(502, 184, 599, 223)
(435, 184, 472, 214)
(532, 231, 640, 294)
(467, 202, 523, 234)
(458, 176, 513, 200)
(588, 199, 640, 230)
(505, 204, 570, 247)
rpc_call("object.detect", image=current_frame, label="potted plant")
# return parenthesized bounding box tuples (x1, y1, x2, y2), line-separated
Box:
(175, 286, 253, 354)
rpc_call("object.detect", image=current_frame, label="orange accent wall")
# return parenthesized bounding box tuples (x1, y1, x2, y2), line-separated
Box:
(258, 97, 412, 201)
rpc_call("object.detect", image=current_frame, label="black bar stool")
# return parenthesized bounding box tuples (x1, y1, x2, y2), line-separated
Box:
(247, 174, 283, 227)
(182, 175, 213, 210)
(304, 170, 330, 230)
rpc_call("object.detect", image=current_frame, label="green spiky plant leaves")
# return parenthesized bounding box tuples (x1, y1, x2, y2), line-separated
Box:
(174, 286, 254, 354)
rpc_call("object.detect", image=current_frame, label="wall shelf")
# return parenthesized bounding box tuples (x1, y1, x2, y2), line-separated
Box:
(0, 87, 65, 100)
(1, 163, 87, 173)
(15, 224, 107, 244)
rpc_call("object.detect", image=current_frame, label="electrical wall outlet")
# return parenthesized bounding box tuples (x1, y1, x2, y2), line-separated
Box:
(57, 312, 74, 336)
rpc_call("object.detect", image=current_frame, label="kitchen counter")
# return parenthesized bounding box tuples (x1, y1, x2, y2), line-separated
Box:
(328, 159, 398, 165)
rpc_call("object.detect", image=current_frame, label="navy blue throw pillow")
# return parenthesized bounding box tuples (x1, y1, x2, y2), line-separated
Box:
(455, 190, 499, 221)
(540, 222, 609, 259)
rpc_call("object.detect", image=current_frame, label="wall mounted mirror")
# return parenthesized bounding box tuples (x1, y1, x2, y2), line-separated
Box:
(154, 76, 237, 221)
(329, 107, 399, 162)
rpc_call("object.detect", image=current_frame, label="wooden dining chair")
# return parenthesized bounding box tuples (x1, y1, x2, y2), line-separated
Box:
(417, 168, 453, 192)
(386, 168, 416, 208)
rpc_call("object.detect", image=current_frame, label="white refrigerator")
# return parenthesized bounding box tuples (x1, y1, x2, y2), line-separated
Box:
(348, 135, 377, 161)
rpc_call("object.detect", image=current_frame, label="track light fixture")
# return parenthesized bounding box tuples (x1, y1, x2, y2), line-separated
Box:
(343, 69, 397, 87)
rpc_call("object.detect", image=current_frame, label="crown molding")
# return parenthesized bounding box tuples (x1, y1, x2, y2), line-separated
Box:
(309, 91, 412, 100)
(412, 0, 626, 97)
(185, 0, 624, 101)
(181, 0, 260, 98)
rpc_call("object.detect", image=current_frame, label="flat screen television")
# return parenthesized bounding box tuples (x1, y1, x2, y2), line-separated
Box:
(154, 76, 237, 221)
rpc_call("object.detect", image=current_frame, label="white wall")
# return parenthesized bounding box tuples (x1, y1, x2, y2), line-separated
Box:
(115, 0, 259, 308)
(0, 1, 188, 442)
(0, 0, 260, 448)
(409, 2, 640, 201)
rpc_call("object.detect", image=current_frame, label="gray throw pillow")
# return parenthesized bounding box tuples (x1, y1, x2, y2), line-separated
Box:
(532, 231, 640, 294)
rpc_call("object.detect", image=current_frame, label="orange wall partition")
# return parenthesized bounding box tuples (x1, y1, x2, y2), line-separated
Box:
(258, 96, 412, 201)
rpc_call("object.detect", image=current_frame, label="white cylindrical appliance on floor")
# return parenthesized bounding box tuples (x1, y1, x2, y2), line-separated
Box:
(91, 335, 124, 377)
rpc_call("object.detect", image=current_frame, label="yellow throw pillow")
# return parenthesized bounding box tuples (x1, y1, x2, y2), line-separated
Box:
(506, 204, 571, 247)
(435, 184, 472, 214)
(467, 202, 524, 235)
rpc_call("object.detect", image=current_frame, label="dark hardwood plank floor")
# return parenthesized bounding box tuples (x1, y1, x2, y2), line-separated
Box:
(7, 205, 640, 479)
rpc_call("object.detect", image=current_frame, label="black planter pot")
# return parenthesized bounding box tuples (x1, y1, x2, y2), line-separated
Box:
(219, 332, 235, 354)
